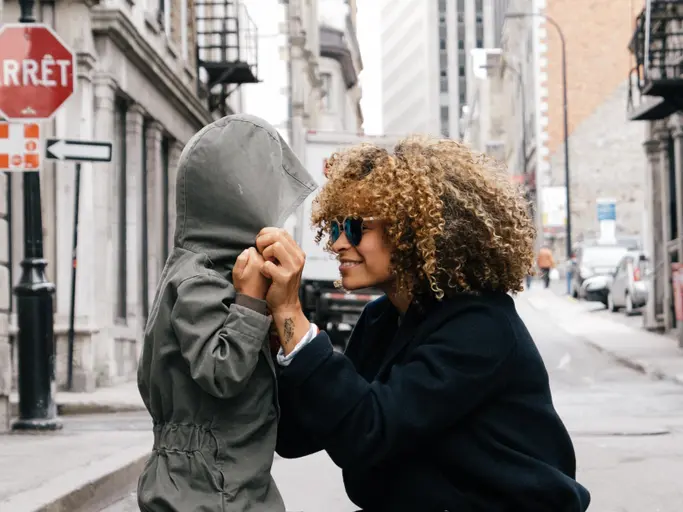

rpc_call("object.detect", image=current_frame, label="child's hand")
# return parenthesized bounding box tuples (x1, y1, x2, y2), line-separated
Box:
(233, 247, 270, 300)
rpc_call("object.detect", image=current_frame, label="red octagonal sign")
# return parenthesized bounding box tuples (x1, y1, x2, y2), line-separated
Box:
(0, 23, 76, 122)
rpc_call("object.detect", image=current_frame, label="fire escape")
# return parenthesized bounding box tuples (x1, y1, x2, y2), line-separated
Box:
(195, 0, 259, 117)
(628, 0, 683, 121)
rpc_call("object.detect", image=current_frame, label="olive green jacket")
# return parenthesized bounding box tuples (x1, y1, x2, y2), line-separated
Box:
(137, 114, 316, 511)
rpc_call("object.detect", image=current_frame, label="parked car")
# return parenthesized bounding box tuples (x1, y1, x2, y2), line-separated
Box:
(606, 251, 650, 315)
(581, 274, 612, 306)
(570, 243, 632, 299)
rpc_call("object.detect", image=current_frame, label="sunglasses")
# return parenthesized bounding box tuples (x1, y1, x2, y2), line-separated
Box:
(330, 217, 376, 246)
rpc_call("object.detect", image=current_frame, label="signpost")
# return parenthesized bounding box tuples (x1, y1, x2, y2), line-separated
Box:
(0, 23, 76, 121)
(46, 138, 112, 162)
(45, 138, 113, 390)
(2, 13, 77, 430)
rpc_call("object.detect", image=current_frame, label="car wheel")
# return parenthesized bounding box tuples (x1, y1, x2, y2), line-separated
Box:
(625, 293, 635, 316)
(607, 292, 618, 312)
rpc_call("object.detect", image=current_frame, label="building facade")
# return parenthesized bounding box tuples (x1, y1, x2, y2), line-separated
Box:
(0, 0, 259, 426)
(500, 0, 647, 262)
(318, 1, 364, 133)
(379, 0, 501, 138)
(626, 0, 683, 337)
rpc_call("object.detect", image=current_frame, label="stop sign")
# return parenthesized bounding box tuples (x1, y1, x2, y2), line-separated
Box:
(0, 23, 76, 122)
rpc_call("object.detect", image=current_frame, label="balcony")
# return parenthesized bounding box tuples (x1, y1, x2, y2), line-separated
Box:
(196, 0, 259, 116)
(628, 0, 683, 121)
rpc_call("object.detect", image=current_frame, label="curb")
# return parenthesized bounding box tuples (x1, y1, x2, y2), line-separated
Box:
(522, 292, 683, 387)
(0, 445, 149, 512)
(10, 401, 146, 417)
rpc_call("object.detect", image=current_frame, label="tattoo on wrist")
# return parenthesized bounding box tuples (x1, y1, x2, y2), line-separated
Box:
(283, 318, 295, 347)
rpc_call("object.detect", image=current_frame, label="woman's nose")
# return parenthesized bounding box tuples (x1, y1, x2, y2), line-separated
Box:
(331, 232, 351, 253)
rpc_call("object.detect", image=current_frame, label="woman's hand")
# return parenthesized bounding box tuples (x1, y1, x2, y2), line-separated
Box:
(232, 247, 270, 300)
(255, 228, 306, 315)
(256, 228, 311, 354)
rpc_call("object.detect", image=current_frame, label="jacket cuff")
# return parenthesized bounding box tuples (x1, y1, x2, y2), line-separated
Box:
(279, 334, 333, 386)
(235, 293, 269, 316)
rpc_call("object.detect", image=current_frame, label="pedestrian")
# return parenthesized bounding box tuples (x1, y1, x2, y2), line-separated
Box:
(256, 137, 590, 511)
(537, 244, 555, 288)
(136, 114, 316, 512)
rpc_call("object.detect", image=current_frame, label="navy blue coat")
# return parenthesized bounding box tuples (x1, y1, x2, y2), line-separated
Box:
(276, 292, 590, 511)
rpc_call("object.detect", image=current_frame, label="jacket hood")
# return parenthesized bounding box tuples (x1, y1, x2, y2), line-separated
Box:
(174, 114, 316, 267)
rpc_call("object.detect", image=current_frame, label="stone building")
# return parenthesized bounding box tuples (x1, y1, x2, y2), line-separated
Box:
(500, 0, 647, 260)
(626, 0, 683, 336)
(0, 0, 260, 428)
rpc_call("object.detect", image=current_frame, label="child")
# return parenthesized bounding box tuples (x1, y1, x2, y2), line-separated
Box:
(136, 114, 316, 512)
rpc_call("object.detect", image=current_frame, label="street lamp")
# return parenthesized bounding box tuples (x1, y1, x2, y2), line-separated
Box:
(12, 0, 62, 430)
(505, 12, 572, 291)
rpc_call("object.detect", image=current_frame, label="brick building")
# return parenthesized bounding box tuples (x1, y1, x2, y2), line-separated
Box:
(501, 0, 647, 261)
(0, 0, 259, 430)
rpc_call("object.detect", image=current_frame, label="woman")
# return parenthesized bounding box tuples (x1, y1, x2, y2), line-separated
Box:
(256, 137, 590, 511)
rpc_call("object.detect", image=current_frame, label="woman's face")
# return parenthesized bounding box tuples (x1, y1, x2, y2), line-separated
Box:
(330, 217, 394, 291)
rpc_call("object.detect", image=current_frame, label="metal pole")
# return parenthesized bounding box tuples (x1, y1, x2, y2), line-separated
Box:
(67, 163, 81, 390)
(12, 0, 61, 431)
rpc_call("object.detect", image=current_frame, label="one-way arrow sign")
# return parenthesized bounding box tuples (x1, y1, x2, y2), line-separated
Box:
(46, 138, 113, 162)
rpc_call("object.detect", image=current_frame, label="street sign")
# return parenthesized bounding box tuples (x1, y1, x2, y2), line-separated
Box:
(0, 121, 41, 171)
(45, 138, 112, 162)
(0, 23, 76, 122)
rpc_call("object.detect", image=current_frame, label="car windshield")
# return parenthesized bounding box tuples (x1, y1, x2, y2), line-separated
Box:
(582, 246, 629, 268)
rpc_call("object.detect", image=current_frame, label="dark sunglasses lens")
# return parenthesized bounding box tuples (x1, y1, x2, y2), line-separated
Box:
(330, 221, 341, 242)
(345, 218, 364, 246)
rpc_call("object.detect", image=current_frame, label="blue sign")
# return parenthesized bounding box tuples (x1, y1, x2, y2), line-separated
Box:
(597, 201, 616, 222)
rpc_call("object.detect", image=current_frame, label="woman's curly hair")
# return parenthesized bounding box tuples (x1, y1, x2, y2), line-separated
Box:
(311, 135, 536, 300)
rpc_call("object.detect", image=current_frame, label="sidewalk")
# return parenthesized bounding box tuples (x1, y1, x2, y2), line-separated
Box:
(523, 288, 683, 386)
(1, 381, 150, 512)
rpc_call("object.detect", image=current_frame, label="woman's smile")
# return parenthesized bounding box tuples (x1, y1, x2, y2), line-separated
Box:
(339, 259, 363, 272)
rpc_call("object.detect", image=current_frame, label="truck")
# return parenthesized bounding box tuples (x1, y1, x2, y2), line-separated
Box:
(285, 130, 405, 349)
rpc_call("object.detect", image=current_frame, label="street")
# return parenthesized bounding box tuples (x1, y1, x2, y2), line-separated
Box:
(95, 292, 683, 512)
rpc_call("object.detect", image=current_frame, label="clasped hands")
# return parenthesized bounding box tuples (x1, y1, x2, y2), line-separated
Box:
(233, 228, 311, 355)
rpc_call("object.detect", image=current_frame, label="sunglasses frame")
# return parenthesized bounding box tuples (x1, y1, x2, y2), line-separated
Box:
(329, 216, 377, 247)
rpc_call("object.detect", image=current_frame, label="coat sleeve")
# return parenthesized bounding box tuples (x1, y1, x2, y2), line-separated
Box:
(277, 311, 516, 469)
(275, 303, 372, 459)
(171, 274, 272, 399)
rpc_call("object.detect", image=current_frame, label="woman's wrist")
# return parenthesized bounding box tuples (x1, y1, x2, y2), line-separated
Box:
(272, 305, 311, 356)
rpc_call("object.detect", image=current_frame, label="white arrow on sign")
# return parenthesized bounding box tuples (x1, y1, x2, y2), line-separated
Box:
(45, 138, 113, 162)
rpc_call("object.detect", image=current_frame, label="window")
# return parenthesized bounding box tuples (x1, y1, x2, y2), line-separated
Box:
(440, 38, 446, 50)
(158, 0, 171, 37)
(457, 0, 464, 12)
(180, 0, 188, 59)
(115, 100, 127, 321)
(477, 39, 483, 48)
(439, 51, 447, 70)
(458, 39, 464, 50)
(440, 76, 448, 93)
(459, 65, 465, 77)
(321, 73, 332, 110)
(161, 136, 170, 262)
(440, 106, 449, 123)
(475, 0, 483, 12)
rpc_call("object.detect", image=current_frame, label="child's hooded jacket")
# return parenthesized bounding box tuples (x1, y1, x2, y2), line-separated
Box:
(137, 114, 316, 512)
